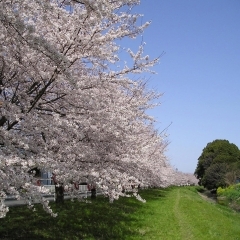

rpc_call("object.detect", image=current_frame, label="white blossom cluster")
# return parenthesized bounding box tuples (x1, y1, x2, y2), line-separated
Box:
(0, 0, 176, 218)
(171, 170, 199, 186)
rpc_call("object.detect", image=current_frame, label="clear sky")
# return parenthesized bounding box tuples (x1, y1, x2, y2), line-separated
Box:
(124, 0, 240, 173)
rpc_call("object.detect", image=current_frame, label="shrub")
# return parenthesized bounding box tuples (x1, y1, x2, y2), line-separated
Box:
(217, 184, 240, 201)
(195, 186, 205, 193)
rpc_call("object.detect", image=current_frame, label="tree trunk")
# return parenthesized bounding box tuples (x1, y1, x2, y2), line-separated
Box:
(91, 187, 96, 199)
(55, 185, 64, 204)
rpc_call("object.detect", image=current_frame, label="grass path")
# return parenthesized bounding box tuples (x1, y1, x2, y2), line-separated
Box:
(129, 187, 240, 240)
(173, 188, 194, 239)
(1, 187, 240, 239)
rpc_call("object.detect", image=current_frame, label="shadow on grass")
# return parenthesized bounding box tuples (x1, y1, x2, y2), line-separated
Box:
(0, 190, 169, 240)
(139, 187, 172, 201)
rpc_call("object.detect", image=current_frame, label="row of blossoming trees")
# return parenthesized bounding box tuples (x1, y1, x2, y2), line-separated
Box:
(0, 0, 189, 218)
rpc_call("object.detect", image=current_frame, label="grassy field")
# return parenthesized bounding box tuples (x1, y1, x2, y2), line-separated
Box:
(1, 187, 240, 239)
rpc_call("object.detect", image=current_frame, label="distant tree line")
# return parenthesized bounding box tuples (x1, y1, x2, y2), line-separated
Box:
(194, 139, 240, 190)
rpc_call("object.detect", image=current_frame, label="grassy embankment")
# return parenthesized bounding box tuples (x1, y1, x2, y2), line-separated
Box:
(1, 187, 240, 239)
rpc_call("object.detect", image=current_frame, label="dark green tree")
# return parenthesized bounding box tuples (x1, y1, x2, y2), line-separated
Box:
(194, 139, 240, 189)
(201, 163, 228, 190)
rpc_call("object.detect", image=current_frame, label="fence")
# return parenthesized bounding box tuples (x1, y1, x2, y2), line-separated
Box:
(4, 181, 99, 201)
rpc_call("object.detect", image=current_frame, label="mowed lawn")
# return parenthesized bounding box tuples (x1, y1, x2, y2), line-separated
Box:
(130, 187, 240, 240)
(1, 187, 240, 239)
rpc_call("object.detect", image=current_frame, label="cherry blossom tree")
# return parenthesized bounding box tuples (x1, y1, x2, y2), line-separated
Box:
(0, 0, 174, 217)
(170, 170, 199, 186)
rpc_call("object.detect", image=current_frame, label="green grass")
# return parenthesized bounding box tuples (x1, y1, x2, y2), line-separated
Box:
(133, 187, 240, 240)
(1, 187, 240, 239)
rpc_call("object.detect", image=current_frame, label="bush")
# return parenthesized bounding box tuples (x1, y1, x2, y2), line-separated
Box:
(195, 186, 205, 193)
(217, 184, 240, 201)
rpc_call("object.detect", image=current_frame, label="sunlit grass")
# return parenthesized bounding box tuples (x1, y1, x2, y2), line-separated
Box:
(1, 187, 240, 239)
(129, 187, 240, 240)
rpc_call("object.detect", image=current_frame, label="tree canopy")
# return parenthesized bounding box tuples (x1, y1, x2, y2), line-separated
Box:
(194, 139, 240, 190)
(0, 0, 180, 218)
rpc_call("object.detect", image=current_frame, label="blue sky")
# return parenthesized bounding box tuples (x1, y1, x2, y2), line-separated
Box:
(123, 0, 240, 173)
